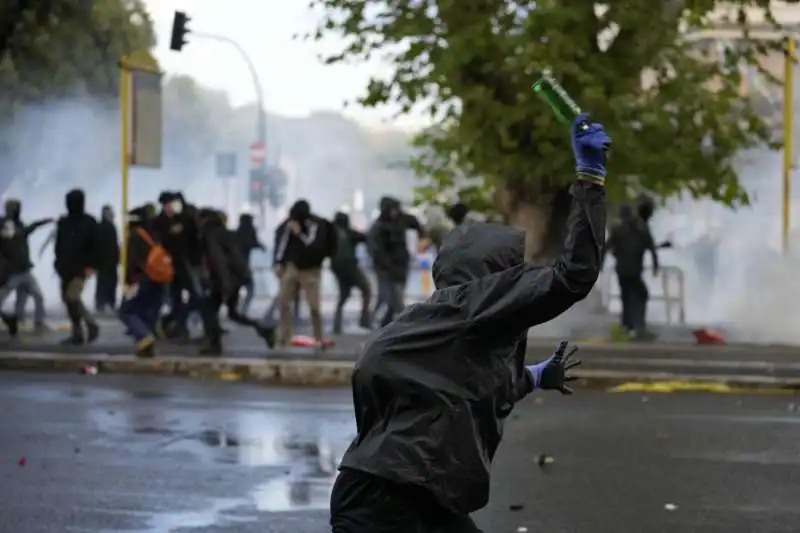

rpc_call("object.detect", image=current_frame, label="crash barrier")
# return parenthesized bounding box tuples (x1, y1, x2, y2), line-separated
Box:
(251, 265, 433, 303)
(599, 265, 686, 325)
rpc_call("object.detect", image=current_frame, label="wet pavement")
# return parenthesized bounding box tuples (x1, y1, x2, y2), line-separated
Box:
(2, 373, 800, 533)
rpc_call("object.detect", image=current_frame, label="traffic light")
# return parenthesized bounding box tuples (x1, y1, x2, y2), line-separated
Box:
(170, 11, 190, 51)
(249, 169, 266, 204)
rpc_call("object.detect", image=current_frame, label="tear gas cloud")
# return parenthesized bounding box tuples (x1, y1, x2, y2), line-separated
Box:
(648, 147, 800, 345)
(0, 94, 233, 307)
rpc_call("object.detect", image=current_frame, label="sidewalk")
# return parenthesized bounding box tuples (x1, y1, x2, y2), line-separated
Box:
(2, 325, 800, 390)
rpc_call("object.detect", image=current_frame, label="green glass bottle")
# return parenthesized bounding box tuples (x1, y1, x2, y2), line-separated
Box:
(531, 70, 585, 128)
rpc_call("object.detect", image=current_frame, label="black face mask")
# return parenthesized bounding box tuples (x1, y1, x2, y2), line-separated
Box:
(6, 208, 19, 220)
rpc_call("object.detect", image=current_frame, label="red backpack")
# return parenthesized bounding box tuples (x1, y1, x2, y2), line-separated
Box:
(134, 228, 174, 284)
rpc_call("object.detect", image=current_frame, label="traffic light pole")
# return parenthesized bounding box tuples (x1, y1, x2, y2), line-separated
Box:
(192, 32, 267, 166)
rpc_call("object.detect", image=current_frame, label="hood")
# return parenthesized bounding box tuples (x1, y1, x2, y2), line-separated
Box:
(289, 200, 311, 222)
(432, 222, 525, 289)
(448, 202, 468, 225)
(4, 199, 20, 221)
(65, 189, 85, 216)
(636, 194, 654, 222)
(619, 203, 633, 221)
(333, 211, 350, 228)
(379, 196, 401, 221)
(198, 208, 225, 230)
(238, 214, 254, 229)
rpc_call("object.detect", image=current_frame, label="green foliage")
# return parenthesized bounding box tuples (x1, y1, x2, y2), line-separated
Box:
(309, 0, 790, 214)
(0, 0, 155, 110)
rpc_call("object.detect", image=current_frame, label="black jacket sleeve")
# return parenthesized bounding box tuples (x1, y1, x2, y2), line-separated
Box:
(23, 218, 52, 237)
(464, 179, 606, 339)
(367, 223, 390, 270)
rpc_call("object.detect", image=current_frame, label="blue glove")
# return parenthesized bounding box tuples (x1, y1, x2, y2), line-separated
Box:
(571, 113, 611, 181)
(527, 340, 582, 394)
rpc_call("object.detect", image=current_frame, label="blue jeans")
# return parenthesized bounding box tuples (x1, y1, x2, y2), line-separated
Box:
(119, 278, 164, 341)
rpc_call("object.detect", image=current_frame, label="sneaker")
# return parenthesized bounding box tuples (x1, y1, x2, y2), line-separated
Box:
(86, 322, 100, 343)
(256, 324, 277, 349)
(2, 314, 19, 338)
(136, 335, 156, 358)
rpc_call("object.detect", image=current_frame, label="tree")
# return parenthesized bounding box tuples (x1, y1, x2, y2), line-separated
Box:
(310, 0, 784, 260)
(0, 0, 155, 109)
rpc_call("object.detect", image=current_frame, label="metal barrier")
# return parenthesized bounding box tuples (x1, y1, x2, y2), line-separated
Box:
(599, 265, 686, 325)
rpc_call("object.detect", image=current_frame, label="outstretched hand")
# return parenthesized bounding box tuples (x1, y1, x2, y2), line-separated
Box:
(528, 340, 582, 395)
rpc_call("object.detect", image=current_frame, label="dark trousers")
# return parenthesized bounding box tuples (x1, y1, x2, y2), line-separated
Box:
(95, 265, 118, 311)
(164, 267, 201, 333)
(119, 278, 164, 342)
(330, 468, 483, 533)
(60, 276, 96, 335)
(200, 285, 259, 345)
(332, 266, 371, 334)
(375, 271, 405, 328)
(618, 273, 648, 334)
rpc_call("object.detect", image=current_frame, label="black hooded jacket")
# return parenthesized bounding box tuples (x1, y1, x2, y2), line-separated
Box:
(606, 203, 657, 277)
(367, 196, 425, 281)
(339, 180, 605, 514)
(273, 200, 336, 270)
(0, 201, 52, 275)
(198, 209, 250, 298)
(234, 214, 264, 263)
(331, 212, 366, 272)
(54, 189, 98, 279)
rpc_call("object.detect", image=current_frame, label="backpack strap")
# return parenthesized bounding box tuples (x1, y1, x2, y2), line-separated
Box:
(134, 227, 156, 247)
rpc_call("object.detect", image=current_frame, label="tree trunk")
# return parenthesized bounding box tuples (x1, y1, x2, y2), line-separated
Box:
(509, 201, 552, 264)
(499, 183, 572, 265)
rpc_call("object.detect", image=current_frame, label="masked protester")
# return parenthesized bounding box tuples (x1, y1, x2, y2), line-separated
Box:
(95, 205, 120, 313)
(233, 213, 265, 315)
(329, 114, 609, 533)
(155, 191, 201, 342)
(367, 197, 426, 328)
(606, 203, 659, 340)
(331, 212, 371, 334)
(196, 208, 275, 355)
(273, 200, 336, 348)
(54, 189, 100, 345)
(118, 204, 168, 358)
(0, 199, 53, 336)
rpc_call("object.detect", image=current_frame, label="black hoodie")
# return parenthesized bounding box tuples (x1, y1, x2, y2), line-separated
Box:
(0, 200, 52, 275)
(198, 209, 250, 298)
(367, 196, 419, 281)
(338, 180, 605, 515)
(273, 200, 336, 270)
(234, 214, 263, 263)
(54, 189, 98, 279)
(606, 203, 657, 277)
(331, 211, 366, 271)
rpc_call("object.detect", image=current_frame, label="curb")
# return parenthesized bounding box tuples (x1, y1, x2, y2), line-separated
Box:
(2, 352, 800, 392)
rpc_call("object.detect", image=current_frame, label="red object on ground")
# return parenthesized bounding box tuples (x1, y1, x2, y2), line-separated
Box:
(17, 456, 25, 466)
(692, 328, 727, 345)
(290, 335, 335, 348)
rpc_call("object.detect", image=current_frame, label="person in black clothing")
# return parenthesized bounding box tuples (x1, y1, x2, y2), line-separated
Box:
(118, 204, 165, 358)
(233, 213, 265, 315)
(329, 113, 609, 533)
(54, 189, 100, 345)
(606, 203, 658, 339)
(155, 191, 201, 341)
(331, 212, 371, 334)
(0, 199, 52, 336)
(95, 205, 120, 313)
(273, 200, 336, 347)
(197, 208, 275, 354)
(367, 196, 426, 328)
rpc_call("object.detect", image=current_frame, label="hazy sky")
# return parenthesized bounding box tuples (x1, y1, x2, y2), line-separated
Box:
(145, 0, 426, 130)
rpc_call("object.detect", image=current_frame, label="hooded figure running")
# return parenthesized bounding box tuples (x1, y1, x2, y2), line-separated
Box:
(329, 114, 610, 533)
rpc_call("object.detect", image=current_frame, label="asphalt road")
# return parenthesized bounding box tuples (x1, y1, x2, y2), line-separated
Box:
(2, 374, 800, 533)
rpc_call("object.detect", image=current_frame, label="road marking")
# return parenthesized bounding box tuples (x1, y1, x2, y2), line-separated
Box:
(609, 381, 795, 394)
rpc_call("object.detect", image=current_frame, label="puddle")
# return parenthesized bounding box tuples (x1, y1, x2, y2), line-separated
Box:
(252, 475, 335, 511)
(143, 498, 244, 533)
